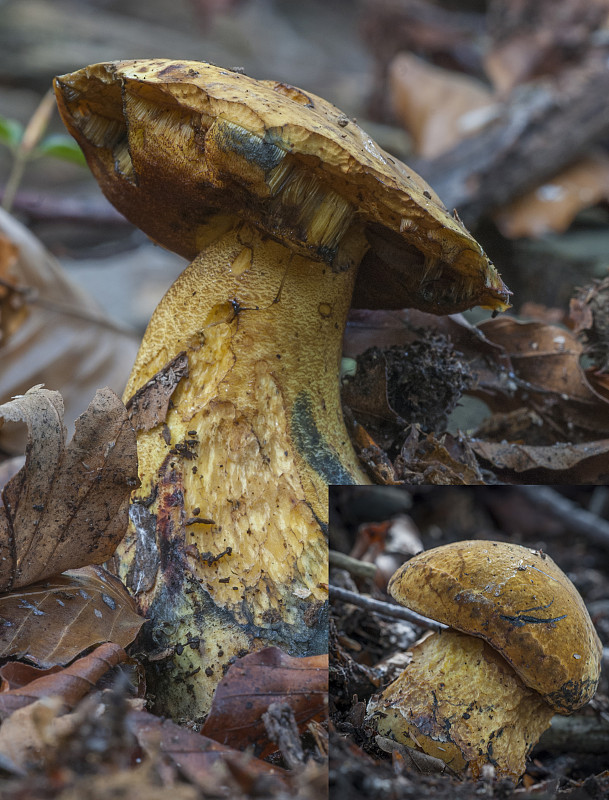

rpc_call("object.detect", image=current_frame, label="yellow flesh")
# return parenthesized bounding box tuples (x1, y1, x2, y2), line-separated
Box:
(115, 220, 370, 717)
(368, 630, 555, 781)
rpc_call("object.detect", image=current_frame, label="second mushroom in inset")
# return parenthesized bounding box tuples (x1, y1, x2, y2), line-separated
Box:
(367, 540, 602, 781)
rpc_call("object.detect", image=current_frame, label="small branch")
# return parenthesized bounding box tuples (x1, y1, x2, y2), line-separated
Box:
(329, 584, 447, 633)
(329, 550, 377, 580)
(3, 90, 56, 213)
(417, 47, 609, 225)
(262, 702, 304, 770)
(0, 188, 130, 226)
(517, 486, 609, 550)
(536, 714, 609, 755)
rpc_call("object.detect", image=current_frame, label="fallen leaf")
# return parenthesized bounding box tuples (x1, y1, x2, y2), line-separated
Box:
(388, 52, 496, 158)
(0, 386, 138, 590)
(0, 208, 139, 455)
(126, 351, 189, 432)
(470, 438, 609, 484)
(493, 155, 609, 238)
(200, 647, 328, 756)
(129, 709, 288, 790)
(376, 735, 453, 775)
(0, 641, 125, 719)
(478, 317, 609, 438)
(0, 661, 62, 691)
(0, 696, 70, 772)
(0, 566, 144, 667)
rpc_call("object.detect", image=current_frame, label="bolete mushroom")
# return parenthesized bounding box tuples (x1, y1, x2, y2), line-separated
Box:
(367, 540, 602, 781)
(53, 60, 510, 718)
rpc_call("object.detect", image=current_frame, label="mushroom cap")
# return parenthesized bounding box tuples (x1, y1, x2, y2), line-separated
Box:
(54, 59, 510, 315)
(388, 540, 602, 712)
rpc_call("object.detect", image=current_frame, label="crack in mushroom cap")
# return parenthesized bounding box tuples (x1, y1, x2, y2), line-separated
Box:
(388, 540, 602, 713)
(53, 59, 510, 315)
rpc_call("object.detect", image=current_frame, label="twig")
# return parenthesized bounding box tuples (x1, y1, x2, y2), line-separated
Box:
(0, 188, 130, 226)
(536, 714, 609, 755)
(329, 550, 377, 580)
(3, 90, 56, 213)
(329, 585, 447, 633)
(517, 486, 609, 550)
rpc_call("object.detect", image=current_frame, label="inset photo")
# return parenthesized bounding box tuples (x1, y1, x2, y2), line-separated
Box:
(329, 486, 609, 799)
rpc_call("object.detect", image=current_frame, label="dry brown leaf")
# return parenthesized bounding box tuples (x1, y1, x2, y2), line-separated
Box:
(0, 566, 143, 668)
(0, 695, 70, 772)
(0, 661, 62, 691)
(200, 647, 328, 756)
(0, 208, 139, 455)
(0, 641, 125, 720)
(126, 351, 189, 432)
(388, 52, 495, 158)
(471, 438, 609, 484)
(493, 155, 609, 238)
(478, 317, 609, 438)
(129, 709, 289, 790)
(0, 385, 138, 590)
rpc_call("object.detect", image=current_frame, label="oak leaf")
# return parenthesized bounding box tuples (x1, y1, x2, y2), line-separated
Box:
(0, 385, 139, 591)
(0, 566, 144, 668)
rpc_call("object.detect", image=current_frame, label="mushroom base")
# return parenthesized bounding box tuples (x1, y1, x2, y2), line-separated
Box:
(114, 220, 370, 717)
(367, 630, 555, 782)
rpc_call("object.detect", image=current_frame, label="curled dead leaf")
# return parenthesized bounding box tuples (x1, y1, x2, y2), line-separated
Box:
(478, 316, 609, 439)
(0, 385, 139, 591)
(0, 641, 126, 720)
(126, 351, 189, 432)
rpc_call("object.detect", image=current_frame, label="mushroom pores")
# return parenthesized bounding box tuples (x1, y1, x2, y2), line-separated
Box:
(368, 541, 602, 781)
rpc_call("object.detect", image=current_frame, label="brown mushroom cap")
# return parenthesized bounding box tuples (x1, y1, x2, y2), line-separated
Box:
(388, 540, 602, 712)
(54, 59, 510, 315)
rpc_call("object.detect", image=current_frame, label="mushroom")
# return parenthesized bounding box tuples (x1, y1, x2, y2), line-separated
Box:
(53, 60, 510, 718)
(367, 540, 602, 781)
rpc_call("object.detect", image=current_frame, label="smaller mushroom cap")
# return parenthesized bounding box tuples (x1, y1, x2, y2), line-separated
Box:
(388, 540, 602, 712)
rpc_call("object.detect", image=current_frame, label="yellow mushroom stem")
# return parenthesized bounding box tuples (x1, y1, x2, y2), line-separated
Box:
(114, 215, 370, 718)
(367, 630, 555, 782)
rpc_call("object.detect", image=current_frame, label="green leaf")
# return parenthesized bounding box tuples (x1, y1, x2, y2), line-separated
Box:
(36, 134, 86, 166)
(0, 116, 24, 149)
